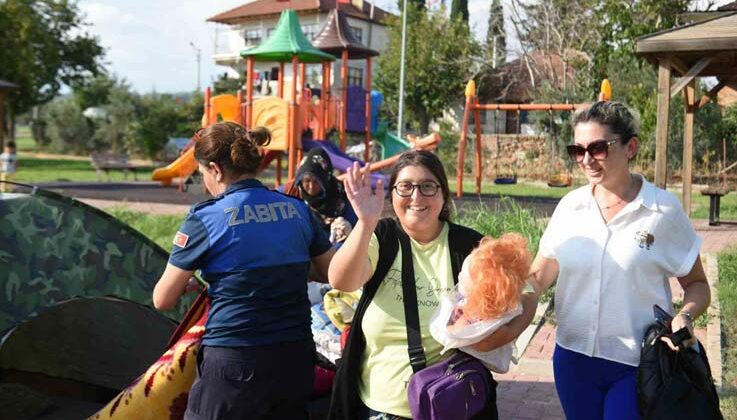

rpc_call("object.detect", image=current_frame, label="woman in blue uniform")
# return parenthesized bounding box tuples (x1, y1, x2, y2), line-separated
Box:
(153, 122, 334, 420)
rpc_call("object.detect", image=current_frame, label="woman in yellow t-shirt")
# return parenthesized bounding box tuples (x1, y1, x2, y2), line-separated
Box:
(327, 150, 537, 419)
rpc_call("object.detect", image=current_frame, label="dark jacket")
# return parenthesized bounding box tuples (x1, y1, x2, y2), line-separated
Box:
(637, 320, 722, 419)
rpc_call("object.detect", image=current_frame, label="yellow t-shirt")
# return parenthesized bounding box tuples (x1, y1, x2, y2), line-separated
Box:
(359, 223, 454, 417)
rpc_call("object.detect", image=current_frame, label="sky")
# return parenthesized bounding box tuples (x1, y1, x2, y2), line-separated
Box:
(77, 0, 492, 93)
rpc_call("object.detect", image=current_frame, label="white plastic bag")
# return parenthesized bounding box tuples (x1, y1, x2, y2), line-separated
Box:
(429, 288, 522, 373)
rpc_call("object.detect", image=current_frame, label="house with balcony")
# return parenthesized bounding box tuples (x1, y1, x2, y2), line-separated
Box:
(207, 0, 392, 93)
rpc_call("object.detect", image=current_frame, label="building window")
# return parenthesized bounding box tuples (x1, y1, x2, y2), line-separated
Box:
(244, 29, 262, 46)
(301, 23, 319, 40)
(267, 27, 276, 38)
(349, 26, 363, 43)
(348, 67, 364, 86)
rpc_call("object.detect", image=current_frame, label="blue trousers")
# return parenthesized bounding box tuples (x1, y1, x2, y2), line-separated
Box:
(184, 340, 315, 420)
(553, 345, 641, 420)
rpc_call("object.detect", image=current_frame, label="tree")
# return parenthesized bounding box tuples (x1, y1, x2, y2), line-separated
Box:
(450, 0, 469, 23)
(486, 0, 506, 69)
(71, 73, 122, 111)
(93, 85, 138, 153)
(375, 5, 477, 133)
(509, 0, 601, 98)
(0, 0, 105, 143)
(213, 73, 245, 95)
(42, 98, 94, 154)
(131, 93, 203, 160)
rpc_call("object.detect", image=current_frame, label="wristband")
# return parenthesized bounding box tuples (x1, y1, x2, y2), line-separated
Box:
(678, 310, 694, 323)
(522, 279, 536, 295)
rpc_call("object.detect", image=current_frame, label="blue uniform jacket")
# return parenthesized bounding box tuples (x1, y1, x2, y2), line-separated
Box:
(169, 179, 332, 347)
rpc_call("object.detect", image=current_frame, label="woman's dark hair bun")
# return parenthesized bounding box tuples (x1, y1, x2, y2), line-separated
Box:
(247, 127, 271, 147)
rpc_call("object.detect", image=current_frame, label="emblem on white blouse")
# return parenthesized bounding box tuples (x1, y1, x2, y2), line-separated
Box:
(635, 230, 654, 250)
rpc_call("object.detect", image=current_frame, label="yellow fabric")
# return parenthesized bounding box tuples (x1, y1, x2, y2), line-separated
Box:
(90, 315, 206, 419)
(0, 172, 14, 192)
(323, 289, 362, 330)
(359, 223, 454, 418)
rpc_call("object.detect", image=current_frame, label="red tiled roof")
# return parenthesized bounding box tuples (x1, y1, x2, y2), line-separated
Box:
(479, 51, 586, 103)
(718, 1, 737, 11)
(207, 0, 391, 25)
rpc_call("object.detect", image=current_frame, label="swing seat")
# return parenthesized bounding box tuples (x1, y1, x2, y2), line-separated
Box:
(547, 173, 572, 188)
(494, 175, 517, 185)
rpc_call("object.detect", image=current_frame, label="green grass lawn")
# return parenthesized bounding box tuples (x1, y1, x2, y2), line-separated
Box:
(13, 126, 39, 153)
(107, 207, 182, 251)
(13, 156, 158, 183)
(717, 249, 737, 416)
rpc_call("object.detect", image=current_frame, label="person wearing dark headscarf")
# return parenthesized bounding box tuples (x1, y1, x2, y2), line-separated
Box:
(284, 147, 357, 244)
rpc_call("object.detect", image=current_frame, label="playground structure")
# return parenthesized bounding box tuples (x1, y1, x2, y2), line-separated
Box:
(455, 79, 612, 197)
(153, 9, 439, 189)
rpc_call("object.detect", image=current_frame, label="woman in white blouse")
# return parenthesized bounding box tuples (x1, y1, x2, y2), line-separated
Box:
(527, 101, 710, 420)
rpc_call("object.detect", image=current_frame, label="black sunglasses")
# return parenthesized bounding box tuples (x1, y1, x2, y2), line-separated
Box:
(566, 139, 619, 163)
(393, 181, 440, 197)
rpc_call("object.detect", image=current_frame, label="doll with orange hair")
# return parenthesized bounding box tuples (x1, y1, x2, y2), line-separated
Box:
(430, 233, 531, 373)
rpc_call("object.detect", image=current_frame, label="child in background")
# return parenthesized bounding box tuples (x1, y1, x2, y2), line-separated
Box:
(0, 141, 18, 192)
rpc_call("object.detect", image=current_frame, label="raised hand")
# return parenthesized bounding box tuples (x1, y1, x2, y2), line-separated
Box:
(343, 161, 384, 225)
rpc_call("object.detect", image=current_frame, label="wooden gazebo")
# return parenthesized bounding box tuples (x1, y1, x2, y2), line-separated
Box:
(312, 8, 379, 161)
(0, 80, 19, 150)
(636, 12, 737, 215)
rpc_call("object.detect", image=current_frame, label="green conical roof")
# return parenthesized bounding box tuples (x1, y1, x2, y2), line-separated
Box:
(241, 9, 335, 63)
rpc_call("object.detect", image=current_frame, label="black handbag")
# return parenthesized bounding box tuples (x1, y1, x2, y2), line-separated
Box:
(637, 305, 722, 419)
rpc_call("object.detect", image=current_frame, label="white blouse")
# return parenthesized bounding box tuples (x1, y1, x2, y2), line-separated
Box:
(539, 174, 702, 366)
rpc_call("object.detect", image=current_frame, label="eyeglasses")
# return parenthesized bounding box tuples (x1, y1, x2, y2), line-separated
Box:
(566, 139, 619, 163)
(393, 181, 441, 197)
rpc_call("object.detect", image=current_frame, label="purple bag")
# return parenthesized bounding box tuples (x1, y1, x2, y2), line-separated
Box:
(407, 351, 491, 420)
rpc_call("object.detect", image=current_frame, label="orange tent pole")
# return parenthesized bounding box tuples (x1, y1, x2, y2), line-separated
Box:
(299, 63, 306, 94)
(288, 55, 299, 180)
(278, 62, 284, 98)
(340, 49, 348, 151)
(456, 81, 475, 198)
(364, 56, 372, 162)
(246, 57, 254, 129)
(473, 102, 483, 195)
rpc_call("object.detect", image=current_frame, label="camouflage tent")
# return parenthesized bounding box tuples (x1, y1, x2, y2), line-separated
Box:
(0, 183, 192, 335)
(0, 297, 177, 419)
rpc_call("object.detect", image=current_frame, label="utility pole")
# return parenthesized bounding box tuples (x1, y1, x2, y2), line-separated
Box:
(190, 42, 202, 92)
(397, 0, 408, 138)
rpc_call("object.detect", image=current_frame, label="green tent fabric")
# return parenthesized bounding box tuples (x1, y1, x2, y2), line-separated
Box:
(241, 9, 335, 63)
(0, 183, 193, 334)
(0, 297, 176, 392)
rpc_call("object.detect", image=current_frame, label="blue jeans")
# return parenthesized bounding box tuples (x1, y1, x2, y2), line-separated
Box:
(553, 345, 641, 420)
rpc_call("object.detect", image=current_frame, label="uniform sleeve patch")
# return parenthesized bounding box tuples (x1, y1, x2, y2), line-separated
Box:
(173, 231, 189, 248)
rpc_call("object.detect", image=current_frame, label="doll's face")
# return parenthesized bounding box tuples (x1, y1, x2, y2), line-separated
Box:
(458, 256, 472, 296)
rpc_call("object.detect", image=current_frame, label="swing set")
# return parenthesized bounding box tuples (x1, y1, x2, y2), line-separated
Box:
(455, 79, 612, 197)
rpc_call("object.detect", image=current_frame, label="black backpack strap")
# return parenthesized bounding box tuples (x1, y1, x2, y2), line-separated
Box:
(448, 223, 484, 284)
(363, 218, 399, 296)
(396, 221, 427, 373)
